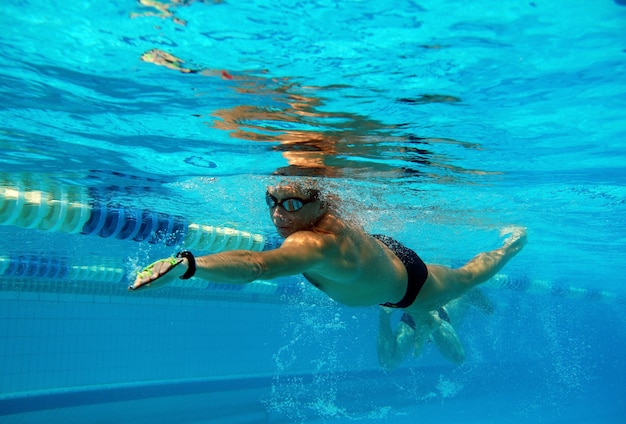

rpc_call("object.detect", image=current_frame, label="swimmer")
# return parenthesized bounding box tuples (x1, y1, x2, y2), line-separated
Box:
(377, 289, 495, 369)
(130, 181, 526, 352)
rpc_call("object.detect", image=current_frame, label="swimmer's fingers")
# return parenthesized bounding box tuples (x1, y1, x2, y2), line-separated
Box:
(129, 257, 183, 291)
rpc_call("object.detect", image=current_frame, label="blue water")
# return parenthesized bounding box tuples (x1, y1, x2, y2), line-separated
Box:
(1, 0, 625, 423)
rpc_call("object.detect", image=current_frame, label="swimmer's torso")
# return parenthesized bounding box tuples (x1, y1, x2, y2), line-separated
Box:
(298, 214, 408, 307)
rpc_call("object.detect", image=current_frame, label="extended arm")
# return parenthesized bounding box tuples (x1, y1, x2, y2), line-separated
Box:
(129, 232, 328, 291)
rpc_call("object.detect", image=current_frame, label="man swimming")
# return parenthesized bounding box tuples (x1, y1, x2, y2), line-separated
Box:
(130, 181, 526, 347)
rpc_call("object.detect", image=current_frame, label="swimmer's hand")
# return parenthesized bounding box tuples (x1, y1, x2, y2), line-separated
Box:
(129, 257, 187, 291)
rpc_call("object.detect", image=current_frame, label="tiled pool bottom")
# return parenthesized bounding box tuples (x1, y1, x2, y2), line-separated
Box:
(0, 369, 505, 424)
(1, 365, 620, 424)
(2, 279, 624, 423)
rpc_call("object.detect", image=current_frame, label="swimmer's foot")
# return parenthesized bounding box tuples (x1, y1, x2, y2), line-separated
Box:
(500, 226, 527, 255)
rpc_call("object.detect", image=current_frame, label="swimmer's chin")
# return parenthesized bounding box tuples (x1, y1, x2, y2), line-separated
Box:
(275, 226, 292, 237)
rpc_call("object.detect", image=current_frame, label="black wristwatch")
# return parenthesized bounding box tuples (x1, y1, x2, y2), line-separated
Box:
(176, 251, 196, 279)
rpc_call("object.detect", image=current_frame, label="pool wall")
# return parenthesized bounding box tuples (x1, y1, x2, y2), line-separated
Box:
(0, 279, 368, 392)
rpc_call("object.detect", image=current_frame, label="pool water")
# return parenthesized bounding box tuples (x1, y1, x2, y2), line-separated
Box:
(1, 0, 625, 423)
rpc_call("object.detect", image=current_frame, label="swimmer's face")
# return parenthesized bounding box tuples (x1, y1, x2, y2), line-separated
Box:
(266, 185, 325, 237)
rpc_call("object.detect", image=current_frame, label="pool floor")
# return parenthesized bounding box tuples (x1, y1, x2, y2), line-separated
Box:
(1, 365, 622, 423)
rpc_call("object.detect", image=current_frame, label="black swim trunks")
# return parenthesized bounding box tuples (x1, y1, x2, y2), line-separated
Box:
(372, 234, 428, 309)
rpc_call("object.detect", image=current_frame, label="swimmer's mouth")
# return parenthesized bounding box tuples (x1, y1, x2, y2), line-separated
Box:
(276, 225, 291, 234)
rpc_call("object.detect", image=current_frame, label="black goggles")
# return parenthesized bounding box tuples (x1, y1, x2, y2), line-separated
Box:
(265, 192, 316, 212)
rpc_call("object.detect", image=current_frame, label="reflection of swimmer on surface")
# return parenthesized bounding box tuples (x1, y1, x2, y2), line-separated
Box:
(140, 48, 234, 80)
(140, 49, 198, 74)
(131, 0, 223, 26)
(139, 48, 421, 178)
(377, 289, 495, 369)
(139, 44, 483, 179)
(129, 181, 527, 367)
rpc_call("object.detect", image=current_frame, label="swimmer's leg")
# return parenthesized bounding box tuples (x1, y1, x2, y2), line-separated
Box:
(457, 226, 527, 287)
(377, 308, 415, 370)
(430, 316, 465, 365)
(417, 227, 527, 310)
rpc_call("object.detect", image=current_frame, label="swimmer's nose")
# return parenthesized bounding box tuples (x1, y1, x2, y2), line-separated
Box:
(271, 207, 287, 221)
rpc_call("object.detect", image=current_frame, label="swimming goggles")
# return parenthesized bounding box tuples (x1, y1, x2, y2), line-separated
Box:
(265, 192, 316, 212)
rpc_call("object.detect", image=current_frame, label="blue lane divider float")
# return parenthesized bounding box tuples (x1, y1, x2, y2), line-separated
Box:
(485, 274, 622, 305)
(0, 254, 300, 294)
(0, 255, 124, 283)
(80, 203, 188, 246)
(0, 178, 274, 252)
